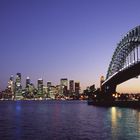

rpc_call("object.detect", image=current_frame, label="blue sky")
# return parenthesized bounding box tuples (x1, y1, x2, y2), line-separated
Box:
(1, 0, 140, 92)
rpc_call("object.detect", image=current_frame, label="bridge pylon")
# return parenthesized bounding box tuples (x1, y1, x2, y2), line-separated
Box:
(96, 83, 116, 101)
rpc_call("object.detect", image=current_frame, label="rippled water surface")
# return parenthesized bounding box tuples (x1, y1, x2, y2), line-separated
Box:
(0, 100, 140, 140)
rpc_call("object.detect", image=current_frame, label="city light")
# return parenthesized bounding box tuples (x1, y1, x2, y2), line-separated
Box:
(0, 73, 86, 100)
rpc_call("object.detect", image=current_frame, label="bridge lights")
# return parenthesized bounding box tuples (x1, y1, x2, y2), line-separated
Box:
(115, 94, 118, 98)
(112, 94, 115, 97)
(112, 93, 118, 99)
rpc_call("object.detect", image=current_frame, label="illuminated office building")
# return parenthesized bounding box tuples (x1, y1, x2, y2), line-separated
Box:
(60, 78, 68, 96)
(37, 79, 43, 96)
(15, 73, 22, 99)
(75, 82, 80, 96)
(69, 80, 74, 94)
(46, 82, 51, 98)
(49, 86, 56, 99)
(26, 77, 31, 88)
(56, 85, 61, 96)
(7, 75, 14, 99)
(25, 77, 35, 98)
(47, 82, 51, 87)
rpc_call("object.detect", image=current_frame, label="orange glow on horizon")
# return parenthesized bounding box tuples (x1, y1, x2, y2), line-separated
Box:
(117, 77, 140, 93)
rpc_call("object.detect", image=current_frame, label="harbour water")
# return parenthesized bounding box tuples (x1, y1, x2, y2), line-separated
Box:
(0, 100, 140, 140)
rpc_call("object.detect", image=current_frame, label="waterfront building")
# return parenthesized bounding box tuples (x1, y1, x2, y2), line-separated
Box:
(47, 82, 51, 87)
(46, 82, 51, 98)
(25, 77, 30, 96)
(23, 77, 36, 98)
(75, 82, 80, 96)
(37, 79, 44, 97)
(4, 75, 15, 99)
(43, 85, 48, 98)
(28, 83, 35, 98)
(26, 77, 30, 88)
(60, 78, 68, 96)
(69, 80, 74, 92)
(8, 75, 14, 97)
(49, 86, 56, 99)
(15, 73, 22, 99)
(69, 80, 74, 96)
(29, 83, 35, 96)
(55, 85, 61, 98)
(46, 83, 57, 99)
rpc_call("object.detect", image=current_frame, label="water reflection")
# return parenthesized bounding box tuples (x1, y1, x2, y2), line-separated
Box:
(110, 107, 122, 139)
(109, 107, 140, 140)
(15, 101, 22, 140)
(111, 107, 117, 124)
(1, 101, 140, 140)
(16, 102, 21, 112)
(134, 110, 140, 135)
(111, 107, 117, 138)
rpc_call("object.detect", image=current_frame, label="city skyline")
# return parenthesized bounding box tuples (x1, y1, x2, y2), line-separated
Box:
(1, 73, 82, 91)
(2, 72, 82, 100)
(1, 0, 140, 92)
(5, 73, 81, 89)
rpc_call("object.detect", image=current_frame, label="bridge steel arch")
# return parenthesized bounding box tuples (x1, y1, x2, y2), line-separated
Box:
(102, 25, 140, 94)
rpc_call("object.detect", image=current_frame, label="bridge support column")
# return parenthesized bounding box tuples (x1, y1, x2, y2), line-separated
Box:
(100, 84, 117, 101)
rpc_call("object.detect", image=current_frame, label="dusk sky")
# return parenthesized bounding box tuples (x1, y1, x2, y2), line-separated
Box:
(1, 0, 140, 92)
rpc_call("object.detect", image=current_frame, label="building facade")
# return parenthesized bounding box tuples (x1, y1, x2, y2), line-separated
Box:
(60, 78, 68, 96)
(15, 73, 22, 99)
(75, 82, 80, 97)
(37, 79, 43, 97)
(69, 80, 74, 96)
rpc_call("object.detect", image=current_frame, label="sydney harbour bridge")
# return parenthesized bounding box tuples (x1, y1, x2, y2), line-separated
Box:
(101, 25, 140, 97)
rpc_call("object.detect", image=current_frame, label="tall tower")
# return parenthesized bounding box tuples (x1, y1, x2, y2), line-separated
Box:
(47, 82, 51, 87)
(47, 82, 51, 98)
(8, 75, 14, 99)
(69, 80, 74, 95)
(37, 79, 43, 96)
(15, 73, 22, 99)
(25, 77, 31, 97)
(26, 77, 30, 88)
(60, 78, 68, 96)
(100, 76, 104, 91)
(75, 82, 80, 96)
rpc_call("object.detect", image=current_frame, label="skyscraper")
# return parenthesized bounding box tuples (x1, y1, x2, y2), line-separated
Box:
(25, 77, 35, 98)
(60, 78, 68, 96)
(56, 85, 61, 97)
(47, 82, 51, 87)
(8, 75, 14, 91)
(7, 75, 14, 99)
(37, 79, 43, 96)
(15, 73, 22, 99)
(26, 77, 30, 88)
(75, 82, 80, 96)
(69, 80, 74, 95)
(49, 86, 56, 99)
(47, 82, 51, 98)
